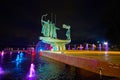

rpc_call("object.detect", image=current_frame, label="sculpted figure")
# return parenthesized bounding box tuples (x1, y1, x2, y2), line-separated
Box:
(63, 24, 71, 40)
(41, 14, 60, 39)
(53, 24, 60, 39)
(41, 14, 50, 37)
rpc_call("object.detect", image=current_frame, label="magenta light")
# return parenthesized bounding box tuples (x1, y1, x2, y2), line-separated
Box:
(29, 63, 35, 78)
(79, 44, 83, 50)
(85, 43, 89, 50)
(1, 51, 4, 57)
(103, 42, 108, 51)
(18, 51, 20, 54)
(0, 67, 4, 74)
(10, 51, 12, 55)
(9, 51, 13, 58)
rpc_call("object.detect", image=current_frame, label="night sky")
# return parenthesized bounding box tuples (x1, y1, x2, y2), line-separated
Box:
(0, 0, 120, 47)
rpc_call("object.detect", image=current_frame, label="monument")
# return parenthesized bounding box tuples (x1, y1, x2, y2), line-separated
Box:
(39, 14, 71, 51)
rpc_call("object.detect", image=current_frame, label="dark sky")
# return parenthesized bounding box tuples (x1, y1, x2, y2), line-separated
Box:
(0, 0, 120, 46)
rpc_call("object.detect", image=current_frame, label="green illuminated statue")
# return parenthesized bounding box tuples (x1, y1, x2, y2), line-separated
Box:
(41, 14, 59, 39)
(40, 14, 71, 51)
(41, 14, 49, 37)
(63, 24, 71, 40)
(53, 24, 60, 38)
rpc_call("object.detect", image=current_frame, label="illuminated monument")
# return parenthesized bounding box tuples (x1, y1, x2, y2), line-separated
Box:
(39, 14, 71, 51)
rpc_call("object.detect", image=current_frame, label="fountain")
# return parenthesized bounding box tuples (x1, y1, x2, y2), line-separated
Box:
(0, 51, 4, 63)
(98, 44, 102, 51)
(19, 52, 23, 59)
(74, 44, 76, 50)
(16, 54, 20, 62)
(28, 63, 35, 78)
(79, 44, 83, 50)
(104, 42, 108, 51)
(18, 51, 20, 54)
(1, 51, 4, 57)
(0, 67, 4, 74)
(12, 52, 24, 68)
(31, 48, 35, 56)
(85, 43, 89, 50)
(15, 52, 24, 62)
(10, 51, 12, 55)
(92, 44, 95, 50)
(9, 51, 12, 58)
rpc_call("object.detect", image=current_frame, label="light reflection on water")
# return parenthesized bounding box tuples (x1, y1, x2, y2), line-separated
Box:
(66, 52, 120, 64)
(0, 52, 119, 80)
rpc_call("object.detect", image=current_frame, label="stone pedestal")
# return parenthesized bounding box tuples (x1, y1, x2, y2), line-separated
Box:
(40, 36, 71, 51)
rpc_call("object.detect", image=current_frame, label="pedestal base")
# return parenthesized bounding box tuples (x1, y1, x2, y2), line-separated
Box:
(40, 36, 71, 51)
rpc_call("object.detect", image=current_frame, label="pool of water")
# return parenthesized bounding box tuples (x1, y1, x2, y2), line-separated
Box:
(0, 51, 119, 80)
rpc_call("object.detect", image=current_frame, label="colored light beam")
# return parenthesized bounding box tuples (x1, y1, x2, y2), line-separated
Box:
(29, 63, 35, 78)
(0, 67, 4, 74)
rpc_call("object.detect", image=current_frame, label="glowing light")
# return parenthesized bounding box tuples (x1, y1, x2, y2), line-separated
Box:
(10, 51, 12, 55)
(92, 44, 95, 50)
(1, 51, 4, 57)
(40, 49, 42, 51)
(0, 67, 4, 74)
(19, 52, 23, 59)
(9, 51, 13, 58)
(104, 51, 109, 61)
(29, 63, 35, 78)
(15, 52, 23, 62)
(85, 43, 89, 50)
(18, 51, 20, 54)
(103, 42, 108, 45)
(51, 48, 54, 51)
(16, 54, 20, 62)
(98, 44, 102, 51)
(1, 51, 4, 62)
(103, 41, 109, 51)
(79, 44, 83, 50)
(16, 61, 20, 68)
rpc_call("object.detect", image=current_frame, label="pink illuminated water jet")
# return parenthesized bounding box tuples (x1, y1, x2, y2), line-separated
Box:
(79, 44, 83, 50)
(1, 51, 4, 62)
(29, 63, 35, 78)
(85, 43, 89, 50)
(1, 51, 4, 57)
(10, 51, 12, 55)
(10, 51, 12, 58)
(104, 42, 108, 51)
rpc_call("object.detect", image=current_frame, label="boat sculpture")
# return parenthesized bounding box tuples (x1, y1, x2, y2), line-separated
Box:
(39, 14, 71, 51)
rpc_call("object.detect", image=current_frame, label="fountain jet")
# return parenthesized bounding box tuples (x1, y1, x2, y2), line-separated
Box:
(0, 67, 4, 74)
(29, 63, 35, 78)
